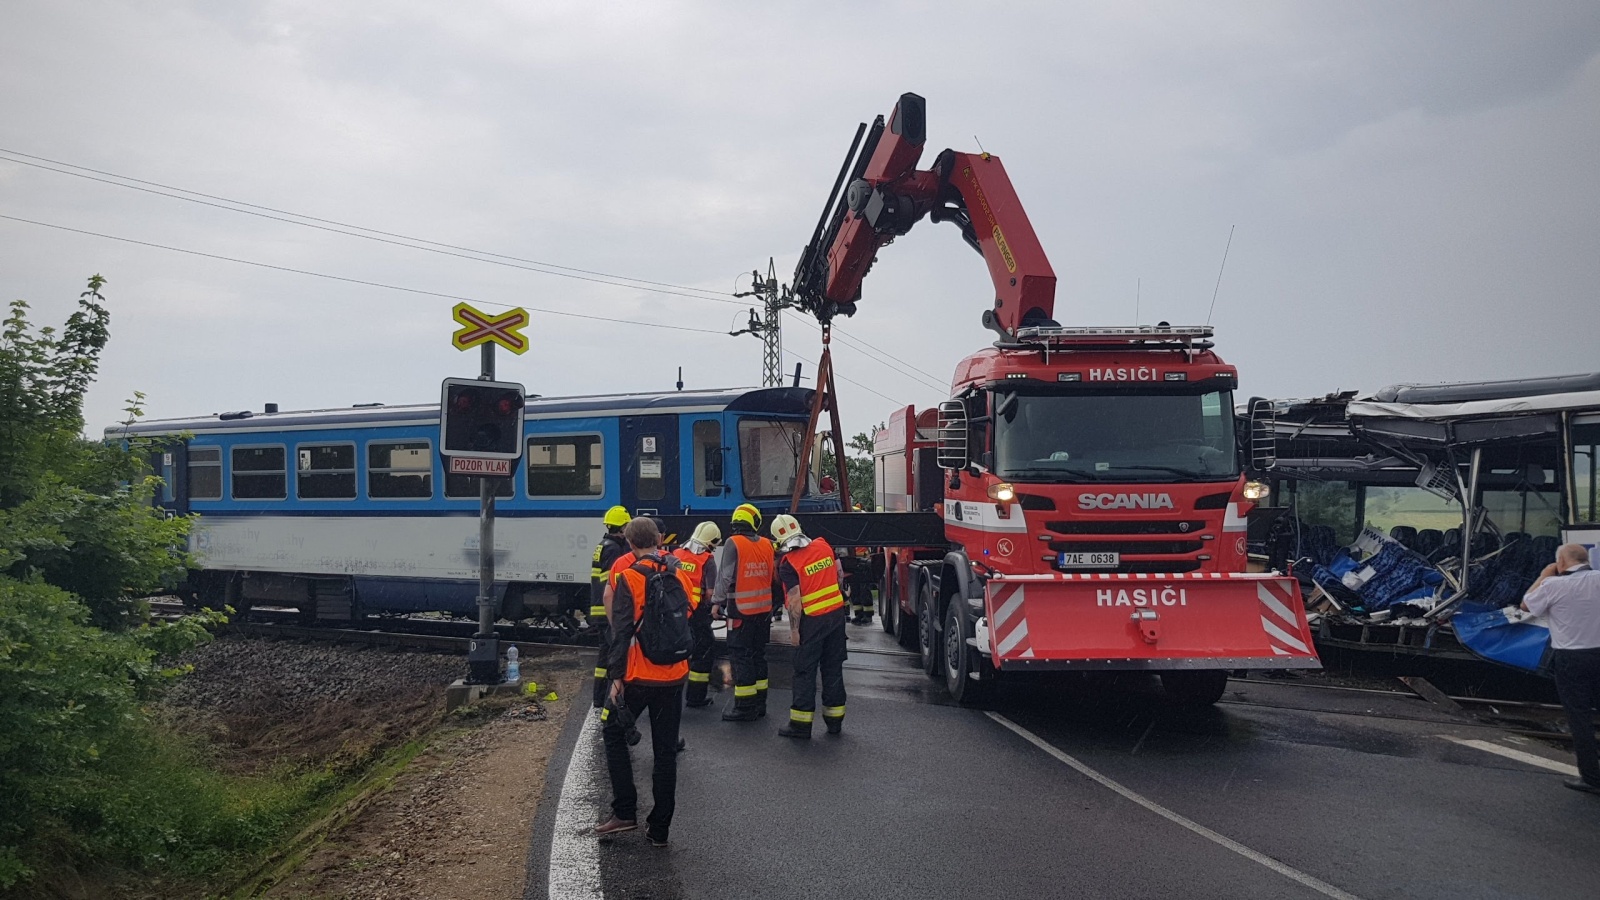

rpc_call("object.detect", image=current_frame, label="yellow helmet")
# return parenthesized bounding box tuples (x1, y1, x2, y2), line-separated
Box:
(732, 503, 762, 529)
(691, 521, 721, 546)
(770, 514, 803, 543)
(603, 506, 631, 528)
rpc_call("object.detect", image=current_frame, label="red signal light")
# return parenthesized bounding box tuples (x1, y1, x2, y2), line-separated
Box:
(452, 392, 475, 412)
(494, 393, 518, 416)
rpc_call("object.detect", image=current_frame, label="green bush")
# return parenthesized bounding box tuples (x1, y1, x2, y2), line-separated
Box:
(0, 277, 251, 891)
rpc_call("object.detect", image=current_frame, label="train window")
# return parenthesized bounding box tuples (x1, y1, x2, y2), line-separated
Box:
(445, 473, 514, 499)
(738, 418, 801, 499)
(368, 440, 433, 499)
(231, 445, 287, 500)
(297, 443, 357, 500)
(188, 446, 222, 500)
(691, 419, 724, 497)
(527, 434, 603, 497)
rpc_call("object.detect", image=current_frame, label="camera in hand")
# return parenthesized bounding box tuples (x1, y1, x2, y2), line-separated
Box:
(607, 696, 642, 746)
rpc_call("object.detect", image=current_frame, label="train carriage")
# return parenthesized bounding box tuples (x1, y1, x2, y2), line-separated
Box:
(110, 386, 835, 630)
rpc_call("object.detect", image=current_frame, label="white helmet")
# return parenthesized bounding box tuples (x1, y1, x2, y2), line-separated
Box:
(770, 514, 808, 550)
(688, 521, 721, 552)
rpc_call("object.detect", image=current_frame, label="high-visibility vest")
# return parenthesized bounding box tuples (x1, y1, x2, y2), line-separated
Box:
(784, 538, 845, 617)
(608, 551, 638, 586)
(604, 551, 637, 619)
(671, 547, 711, 609)
(617, 555, 691, 684)
(590, 534, 626, 619)
(728, 533, 775, 616)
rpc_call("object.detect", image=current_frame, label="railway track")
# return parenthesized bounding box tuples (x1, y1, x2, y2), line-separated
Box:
(156, 602, 1580, 743)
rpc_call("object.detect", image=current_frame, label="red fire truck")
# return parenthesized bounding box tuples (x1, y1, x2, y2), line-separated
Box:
(791, 93, 1319, 705)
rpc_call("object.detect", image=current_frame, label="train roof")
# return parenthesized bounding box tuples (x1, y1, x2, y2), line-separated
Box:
(106, 385, 816, 438)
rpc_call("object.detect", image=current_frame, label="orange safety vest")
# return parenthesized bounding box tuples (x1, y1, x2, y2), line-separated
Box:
(608, 550, 638, 585)
(671, 546, 711, 609)
(604, 551, 637, 619)
(617, 554, 692, 684)
(728, 533, 775, 616)
(783, 538, 845, 617)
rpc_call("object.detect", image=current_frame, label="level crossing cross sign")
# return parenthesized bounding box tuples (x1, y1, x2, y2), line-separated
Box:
(451, 302, 530, 354)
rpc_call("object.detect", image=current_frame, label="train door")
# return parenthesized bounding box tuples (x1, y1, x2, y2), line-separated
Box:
(619, 414, 679, 515)
(148, 444, 189, 516)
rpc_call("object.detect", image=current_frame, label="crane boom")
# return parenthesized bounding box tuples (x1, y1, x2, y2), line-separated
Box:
(791, 92, 1058, 339)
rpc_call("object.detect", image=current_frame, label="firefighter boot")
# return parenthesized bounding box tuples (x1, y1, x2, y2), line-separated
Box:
(756, 685, 769, 718)
(684, 673, 712, 708)
(722, 685, 761, 722)
(778, 710, 813, 739)
(824, 712, 844, 736)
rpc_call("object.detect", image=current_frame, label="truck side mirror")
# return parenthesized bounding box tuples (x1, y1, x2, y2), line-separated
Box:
(1246, 396, 1276, 472)
(937, 400, 970, 470)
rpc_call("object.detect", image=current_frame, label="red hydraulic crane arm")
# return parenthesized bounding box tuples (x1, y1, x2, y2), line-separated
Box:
(791, 92, 1058, 339)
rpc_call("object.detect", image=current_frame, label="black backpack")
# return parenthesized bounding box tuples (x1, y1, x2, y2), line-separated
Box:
(631, 554, 694, 666)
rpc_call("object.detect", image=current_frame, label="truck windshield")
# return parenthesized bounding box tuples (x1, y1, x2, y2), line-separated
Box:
(738, 418, 803, 498)
(994, 389, 1239, 483)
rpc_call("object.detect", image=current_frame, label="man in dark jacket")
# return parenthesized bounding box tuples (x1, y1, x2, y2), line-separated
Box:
(595, 517, 691, 846)
(590, 506, 632, 707)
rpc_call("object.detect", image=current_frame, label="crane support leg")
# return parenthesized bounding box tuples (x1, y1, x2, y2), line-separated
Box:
(789, 328, 852, 513)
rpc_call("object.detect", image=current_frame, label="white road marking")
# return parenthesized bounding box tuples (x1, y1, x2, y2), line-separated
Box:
(548, 711, 605, 900)
(1440, 735, 1579, 776)
(986, 712, 1364, 900)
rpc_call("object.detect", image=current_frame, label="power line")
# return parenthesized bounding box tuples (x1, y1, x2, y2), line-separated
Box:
(0, 212, 732, 336)
(0, 146, 953, 390)
(0, 148, 745, 306)
(783, 350, 903, 407)
(831, 327, 949, 389)
(782, 311, 948, 393)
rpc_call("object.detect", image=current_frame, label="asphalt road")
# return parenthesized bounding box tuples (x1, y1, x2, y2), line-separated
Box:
(527, 621, 1600, 900)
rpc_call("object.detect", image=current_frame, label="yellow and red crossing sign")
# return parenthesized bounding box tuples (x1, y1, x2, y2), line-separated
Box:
(451, 302, 530, 354)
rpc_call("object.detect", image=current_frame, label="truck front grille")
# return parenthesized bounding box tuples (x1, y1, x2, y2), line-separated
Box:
(1041, 519, 1210, 573)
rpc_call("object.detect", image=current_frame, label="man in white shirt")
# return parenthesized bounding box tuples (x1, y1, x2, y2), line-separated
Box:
(1522, 543, 1600, 794)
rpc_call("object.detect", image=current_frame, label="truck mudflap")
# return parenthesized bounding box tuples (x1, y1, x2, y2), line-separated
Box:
(979, 572, 1319, 671)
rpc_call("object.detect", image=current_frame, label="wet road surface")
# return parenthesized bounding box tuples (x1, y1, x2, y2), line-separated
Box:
(526, 620, 1600, 900)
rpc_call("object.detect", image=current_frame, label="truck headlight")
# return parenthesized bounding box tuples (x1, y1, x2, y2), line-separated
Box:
(1242, 481, 1270, 501)
(987, 482, 1016, 503)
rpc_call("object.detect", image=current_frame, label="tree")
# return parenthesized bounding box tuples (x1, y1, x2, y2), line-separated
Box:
(0, 276, 220, 889)
(0, 276, 192, 628)
(820, 426, 882, 510)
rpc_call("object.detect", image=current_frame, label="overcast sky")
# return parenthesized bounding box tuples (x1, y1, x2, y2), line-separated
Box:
(3, 1, 1597, 443)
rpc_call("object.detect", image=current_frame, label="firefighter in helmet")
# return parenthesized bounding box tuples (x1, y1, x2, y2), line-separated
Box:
(771, 514, 848, 738)
(714, 503, 777, 721)
(673, 522, 721, 708)
(591, 505, 632, 708)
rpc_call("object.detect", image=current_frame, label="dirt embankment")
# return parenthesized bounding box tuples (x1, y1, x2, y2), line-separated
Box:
(162, 637, 470, 774)
(154, 636, 586, 900)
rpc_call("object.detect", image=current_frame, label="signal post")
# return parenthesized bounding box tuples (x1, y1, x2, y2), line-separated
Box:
(443, 302, 529, 683)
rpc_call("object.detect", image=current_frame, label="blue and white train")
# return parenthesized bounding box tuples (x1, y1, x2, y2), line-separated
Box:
(111, 386, 835, 629)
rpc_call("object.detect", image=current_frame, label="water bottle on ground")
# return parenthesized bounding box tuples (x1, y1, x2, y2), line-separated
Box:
(505, 645, 521, 683)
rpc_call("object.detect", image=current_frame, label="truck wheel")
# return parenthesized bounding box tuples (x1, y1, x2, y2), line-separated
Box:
(1160, 671, 1229, 706)
(918, 577, 941, 678)
(943, 600, 991, 706)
